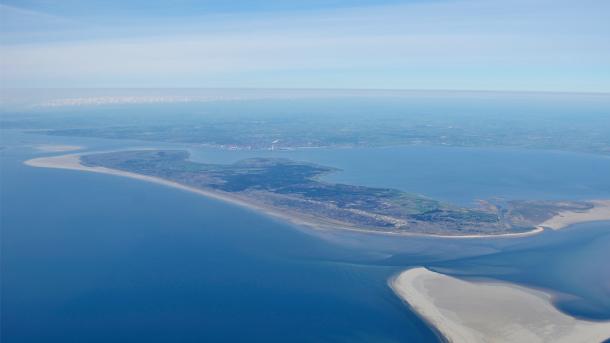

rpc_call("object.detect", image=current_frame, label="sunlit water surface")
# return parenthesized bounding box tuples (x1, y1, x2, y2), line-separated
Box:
(2, 129, 610, 342)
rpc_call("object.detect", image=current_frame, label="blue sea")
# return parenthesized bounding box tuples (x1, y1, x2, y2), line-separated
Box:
(2, 128, 610, 342)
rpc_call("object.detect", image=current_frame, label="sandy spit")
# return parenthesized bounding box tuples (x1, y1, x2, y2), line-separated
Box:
(538, 200, 610, 230)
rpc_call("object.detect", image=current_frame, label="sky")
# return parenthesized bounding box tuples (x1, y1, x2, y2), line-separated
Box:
(1, 0, 609, 92)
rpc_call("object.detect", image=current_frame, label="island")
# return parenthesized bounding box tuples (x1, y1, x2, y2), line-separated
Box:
(24, 149, 610, 237)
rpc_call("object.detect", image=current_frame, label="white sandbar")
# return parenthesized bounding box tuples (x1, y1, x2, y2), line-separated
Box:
(390, 268, 610, 343)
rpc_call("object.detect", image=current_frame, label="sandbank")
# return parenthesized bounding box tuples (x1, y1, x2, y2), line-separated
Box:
(390, 268, 610, 343)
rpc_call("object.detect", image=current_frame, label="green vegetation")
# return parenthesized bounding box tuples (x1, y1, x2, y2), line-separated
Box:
(81, 150, 586, 235)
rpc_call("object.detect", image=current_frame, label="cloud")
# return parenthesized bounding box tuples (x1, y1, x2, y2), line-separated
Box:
(1, 0, 609, 91)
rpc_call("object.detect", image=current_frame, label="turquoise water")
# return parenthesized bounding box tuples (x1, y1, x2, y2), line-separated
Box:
(2, 130, 610, 342)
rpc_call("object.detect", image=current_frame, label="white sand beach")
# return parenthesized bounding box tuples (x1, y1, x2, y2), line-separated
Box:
(390, 268, 610, 343)
(24, 153, 367, 235)
(24, 153, 286, 219)
(538, 200, 610, 230)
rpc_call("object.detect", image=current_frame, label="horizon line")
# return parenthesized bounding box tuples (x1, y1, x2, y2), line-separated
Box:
(2, 87, 609, 96)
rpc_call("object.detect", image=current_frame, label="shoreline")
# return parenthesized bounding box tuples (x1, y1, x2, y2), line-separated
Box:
(538, 200, 610, 230)
(390, 268, 610, 343)
(23, 153, 608, 239)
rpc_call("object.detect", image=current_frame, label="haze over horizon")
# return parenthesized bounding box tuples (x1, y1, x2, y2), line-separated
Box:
(2, 3, 610, 342)
(1, 0, 609, 92)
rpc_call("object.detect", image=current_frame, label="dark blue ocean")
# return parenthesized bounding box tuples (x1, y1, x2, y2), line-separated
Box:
(2, 129, 610, 342)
